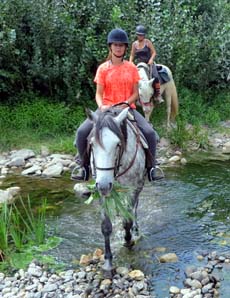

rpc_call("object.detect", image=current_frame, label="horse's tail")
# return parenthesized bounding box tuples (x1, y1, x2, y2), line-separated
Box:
(170, 79, 179, 120)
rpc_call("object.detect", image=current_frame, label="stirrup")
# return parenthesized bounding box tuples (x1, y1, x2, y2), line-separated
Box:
(148, 166, 164, 182)
(71, 165, 89, 181)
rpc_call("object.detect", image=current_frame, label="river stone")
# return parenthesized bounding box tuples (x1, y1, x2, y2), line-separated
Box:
(180, 157, 187, 165)
(201, 283, 214, 294)
(0, 186, 20, 204)
(185, 266, 198, 277)
(128, 270, 145, 281)
(116, 267, 129, 276)
(168, 155, 181, 162)
(73, 183, 91, 198)
(184, 278, 202, 289)
(42, 162, 63, 177)
(222, 141, 230, 154)
(10, 149, 35, 160)
(159, 253, 178, 263)
(79, 254, 92, 266)
(93, 248, 103, 259)
(42, 283, 58, 292)
(169, 286, 180, 294)
(0, 156, 9, 166)
(21, 165, 42, 175)
(50, 153, 73, 160)
(40, 146, 49, 157)
(6, 156, 26, 167)
(190, 270, 205, 281)
(197, 255, 204, 261)
(1, 167, 8, 175)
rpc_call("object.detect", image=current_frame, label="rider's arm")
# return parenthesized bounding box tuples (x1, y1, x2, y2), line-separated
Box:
(126, 83, 139, 105)
(147, 39, 157, 64)
(129, 42, 136, 63)
(95, 83, 110, 111)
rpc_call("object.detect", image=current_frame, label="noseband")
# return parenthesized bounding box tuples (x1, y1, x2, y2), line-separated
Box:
(90, 121, 140, 179)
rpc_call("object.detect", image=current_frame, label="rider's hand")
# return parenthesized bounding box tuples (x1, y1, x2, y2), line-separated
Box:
(99, 104, 111, 111)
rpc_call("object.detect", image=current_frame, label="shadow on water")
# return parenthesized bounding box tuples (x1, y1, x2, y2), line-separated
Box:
(2, 159, 230, 297)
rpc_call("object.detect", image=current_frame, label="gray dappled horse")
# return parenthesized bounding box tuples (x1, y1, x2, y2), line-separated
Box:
(87, 107, 146, 275)
(137, 62, 178, 128)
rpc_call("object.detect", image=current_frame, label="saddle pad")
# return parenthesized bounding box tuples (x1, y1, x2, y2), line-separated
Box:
(156, 64, 170, 84)
(127, 117, 149, 149)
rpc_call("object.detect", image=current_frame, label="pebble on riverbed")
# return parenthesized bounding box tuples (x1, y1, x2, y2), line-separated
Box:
(0, 248, 152, 298)
(169, 251, 230, 298)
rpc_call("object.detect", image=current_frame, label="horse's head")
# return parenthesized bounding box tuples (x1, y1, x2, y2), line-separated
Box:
(137, 63, 155, 104)
(138, 78, 155, 103)
(88, 108, 129, 197)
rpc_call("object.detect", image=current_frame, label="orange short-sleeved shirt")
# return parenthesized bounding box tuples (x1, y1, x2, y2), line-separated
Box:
(94, 60, 140, 109)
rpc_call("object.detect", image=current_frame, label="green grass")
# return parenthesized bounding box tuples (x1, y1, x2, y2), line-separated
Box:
(0, 196, 62, 272)
(0, 95, 86, 153)
(152, 87, 229, 148)
(0, 89, 229, 152)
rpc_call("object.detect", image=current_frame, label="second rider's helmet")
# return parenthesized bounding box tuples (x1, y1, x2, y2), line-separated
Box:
(107, 28, 129, 45)
(136, 25, 146, 36)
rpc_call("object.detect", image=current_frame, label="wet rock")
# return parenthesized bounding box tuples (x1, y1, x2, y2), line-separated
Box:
(222, 141, 230, 154)
(168, 155, 181, 163)
(79, 254, 92, 266)
(21, 165, 42, 176)
(128, 270, 145, 281)
(10, 149, 35, 160)
(169, 286, 180, 294)
(0, 186, 21, 204)
(116, 267, 129, 276)
(159, 253, 178, 263)
(73, 183, 91, 198)
(180, 157, 187, 165)
(6, 157, 25, 167)
(42, 162, 63, 177)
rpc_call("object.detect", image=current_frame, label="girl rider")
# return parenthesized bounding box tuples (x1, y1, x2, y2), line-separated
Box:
(130, 25, 163, 103)
(73, 28, 163, 182)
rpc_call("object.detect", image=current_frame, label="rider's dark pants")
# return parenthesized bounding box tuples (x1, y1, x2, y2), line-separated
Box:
(150, 63, 159, 79)
(74, 108, 157, 168)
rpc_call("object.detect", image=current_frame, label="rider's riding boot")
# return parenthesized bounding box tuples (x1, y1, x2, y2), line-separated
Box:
(71, 165, 90, 181)
(147, 166, 164, 182)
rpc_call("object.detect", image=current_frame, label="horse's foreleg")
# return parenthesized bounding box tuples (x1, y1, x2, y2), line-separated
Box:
(123, 190, 141, 248)
(123, 219, 134, 248)
(101, 212, 113, 272)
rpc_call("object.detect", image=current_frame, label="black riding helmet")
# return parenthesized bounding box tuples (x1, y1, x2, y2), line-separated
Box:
(107, 28, 129, 45)
(136, 25, 146, 36)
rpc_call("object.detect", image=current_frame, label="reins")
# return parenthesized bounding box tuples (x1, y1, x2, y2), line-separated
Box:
(116, 120, 140, 178)
(90, 106, 141, 179)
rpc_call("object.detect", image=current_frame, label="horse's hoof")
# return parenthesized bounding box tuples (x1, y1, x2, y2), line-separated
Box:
(123, 239, 135, 248)
(101, 267, 116, 279)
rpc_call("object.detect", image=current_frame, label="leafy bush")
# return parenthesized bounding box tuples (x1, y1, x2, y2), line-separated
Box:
(0, 0, 229, 104)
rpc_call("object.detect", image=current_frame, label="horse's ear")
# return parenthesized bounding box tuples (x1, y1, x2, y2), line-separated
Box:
(114, 107, 129, 124)
(86, 108, 98, 122)
(149, 78, 155, 87)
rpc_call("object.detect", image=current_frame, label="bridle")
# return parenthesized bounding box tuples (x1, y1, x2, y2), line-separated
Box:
(90, 103, 141, 179)
(137, 63, 154, 106)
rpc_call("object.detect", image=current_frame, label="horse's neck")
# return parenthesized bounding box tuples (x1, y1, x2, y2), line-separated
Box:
(138, 67, 149, 81)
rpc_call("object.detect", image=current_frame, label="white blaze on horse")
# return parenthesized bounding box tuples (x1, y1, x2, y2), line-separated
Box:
(137, 62, 178, 128)
(87, 106, 146, 275)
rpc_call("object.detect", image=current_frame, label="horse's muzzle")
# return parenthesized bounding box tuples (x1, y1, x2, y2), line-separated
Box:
(96, 182, 113, 196)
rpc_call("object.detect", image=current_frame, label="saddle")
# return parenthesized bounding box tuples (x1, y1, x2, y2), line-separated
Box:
(156, 64, 170, 84)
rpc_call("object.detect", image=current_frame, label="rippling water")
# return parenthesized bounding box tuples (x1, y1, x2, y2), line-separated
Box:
(3, 159, 230, 297)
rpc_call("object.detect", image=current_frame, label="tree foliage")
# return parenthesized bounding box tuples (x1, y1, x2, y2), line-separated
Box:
(0, 0, 229, 104)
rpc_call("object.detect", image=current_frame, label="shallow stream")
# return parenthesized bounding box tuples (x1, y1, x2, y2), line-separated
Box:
(3, 157, 230, 297)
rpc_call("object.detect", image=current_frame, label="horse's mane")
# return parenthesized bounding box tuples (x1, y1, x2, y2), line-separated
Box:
(94, 109, 127, 151)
